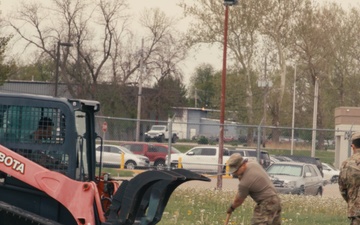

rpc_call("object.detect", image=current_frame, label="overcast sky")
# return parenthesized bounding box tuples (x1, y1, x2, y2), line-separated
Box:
(1, 0, 223, 86)
(127, 0, 223, 86)
(1, 0, 359, 86)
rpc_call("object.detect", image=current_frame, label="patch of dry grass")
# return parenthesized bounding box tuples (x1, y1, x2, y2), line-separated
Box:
(158, 188, 348, 225)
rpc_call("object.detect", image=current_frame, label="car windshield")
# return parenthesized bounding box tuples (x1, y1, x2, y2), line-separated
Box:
(323, 163, 336, 170)
(267, 164, 303, 177)
(152, 126, 165, 130)
(119, 146, 133, 154)
(171, 147, 181, 153)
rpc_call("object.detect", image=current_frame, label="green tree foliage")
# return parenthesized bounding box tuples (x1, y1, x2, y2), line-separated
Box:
(9, 57, 54, 81)
(189, 64, 217, 109)
(182, 1, 360, 133)
(0, 36, 12, 84)
(152, 76, 188, 118)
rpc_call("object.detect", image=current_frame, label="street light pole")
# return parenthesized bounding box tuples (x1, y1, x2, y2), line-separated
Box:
(54, 41, 73, 97)
(218, 0, 237, 190)
(218, 4, 228, 190)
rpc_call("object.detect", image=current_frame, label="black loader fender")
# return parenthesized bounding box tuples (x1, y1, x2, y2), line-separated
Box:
(104, 169, 210, 225)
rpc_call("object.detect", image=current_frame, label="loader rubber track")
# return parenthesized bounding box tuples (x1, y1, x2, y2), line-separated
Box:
(0, 200, 63, 225)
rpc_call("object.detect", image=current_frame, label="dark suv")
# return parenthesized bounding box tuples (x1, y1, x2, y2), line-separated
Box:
(229, 148, 271, 169)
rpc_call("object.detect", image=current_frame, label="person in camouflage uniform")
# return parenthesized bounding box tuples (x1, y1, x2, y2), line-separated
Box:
(339, 132, 360, 225)
(226, 153, 282, 225)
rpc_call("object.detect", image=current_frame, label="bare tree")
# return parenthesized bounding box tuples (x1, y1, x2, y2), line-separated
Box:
(109, 8, 187, 86)
(102, 7, 188, 120)
(180, 0, 266, 144)
(257, 0, 306, 142)
(6, 0, 128, 99)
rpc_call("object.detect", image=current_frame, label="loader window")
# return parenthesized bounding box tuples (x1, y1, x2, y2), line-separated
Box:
(0, 104, 65, 144)
(0, 104, 69, 173)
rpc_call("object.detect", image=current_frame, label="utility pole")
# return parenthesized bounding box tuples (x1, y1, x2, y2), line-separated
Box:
(311, 77, 319, 157)
(195, 88, 198, 108)
(263, 55, 267, 146)
(136, 39, 144, 142)
(257, 55, 272, 149)
(291, 65, 297, 155)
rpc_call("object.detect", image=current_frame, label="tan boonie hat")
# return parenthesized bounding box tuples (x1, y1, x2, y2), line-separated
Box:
(228, 153, 247, 173)
(352, 132, 360, 141)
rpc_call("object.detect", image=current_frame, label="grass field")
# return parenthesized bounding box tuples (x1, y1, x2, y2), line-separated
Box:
(157, 188, 348, 225)
(98, 144, 343, 224)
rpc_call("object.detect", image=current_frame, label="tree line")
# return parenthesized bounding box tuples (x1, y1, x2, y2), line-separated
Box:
(0, 0, 359, 146)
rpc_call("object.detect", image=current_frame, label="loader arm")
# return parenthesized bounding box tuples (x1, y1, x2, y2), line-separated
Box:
(0, 144, 104, 225)
(105, 169, 211, 225)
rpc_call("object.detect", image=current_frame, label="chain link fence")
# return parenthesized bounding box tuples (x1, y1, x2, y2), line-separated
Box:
(94, 116, 346, 158)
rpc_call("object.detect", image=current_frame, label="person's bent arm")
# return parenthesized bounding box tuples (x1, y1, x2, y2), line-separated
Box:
(338, 178, 348, 202)
(338, 168, 349, 202)
(227, 192, 246, 213)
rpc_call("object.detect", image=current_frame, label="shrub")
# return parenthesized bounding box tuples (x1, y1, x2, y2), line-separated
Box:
(197, 136, 209, 144)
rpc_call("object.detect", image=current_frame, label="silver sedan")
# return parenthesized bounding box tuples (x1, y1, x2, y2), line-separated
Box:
(266, 161, 324, 196)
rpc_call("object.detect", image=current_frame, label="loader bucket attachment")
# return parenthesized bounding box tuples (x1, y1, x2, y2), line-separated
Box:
(135, 169, 210, 225)
(104, 169, 210, 225)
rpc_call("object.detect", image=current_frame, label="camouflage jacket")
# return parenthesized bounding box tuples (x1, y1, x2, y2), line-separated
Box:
(339, 152, 360, 217)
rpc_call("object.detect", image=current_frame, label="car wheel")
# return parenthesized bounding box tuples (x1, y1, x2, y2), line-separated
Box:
(144, 137, 150, 142)
(298, 186, 305, 195)
(125, 161, 136, 170)
(316, 187, 323, 196)
(331, 176, 339, 183)
(154, 160, 165, 170)
(170, 162, 180, 170)
(158, 135, 164, 143)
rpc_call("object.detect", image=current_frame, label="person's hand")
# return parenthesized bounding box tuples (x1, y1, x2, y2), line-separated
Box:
(226, 204, 235, 214)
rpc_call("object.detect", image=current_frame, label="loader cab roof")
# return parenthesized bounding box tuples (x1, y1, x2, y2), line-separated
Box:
(0, 92, 100, 112)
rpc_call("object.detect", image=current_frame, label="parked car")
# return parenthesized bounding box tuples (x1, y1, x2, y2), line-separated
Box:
(120, 141, 181, 170)
(169, 146, 231, 173)
(96, 144, 150, 169)
(266, 161, 324, 196)
(270, 155, 293, 164)
(322, 162, 339, 184)
(144, 125, 178, 143)
(229, 148, 271, 169)
(280, 155, 324, 177)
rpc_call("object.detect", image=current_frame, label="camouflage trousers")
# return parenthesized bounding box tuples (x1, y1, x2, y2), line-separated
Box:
(349, 216, 360, 225)
(251, 195, 282, 225)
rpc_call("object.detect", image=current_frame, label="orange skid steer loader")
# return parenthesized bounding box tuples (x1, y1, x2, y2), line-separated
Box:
(0, 92, 210, 225)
